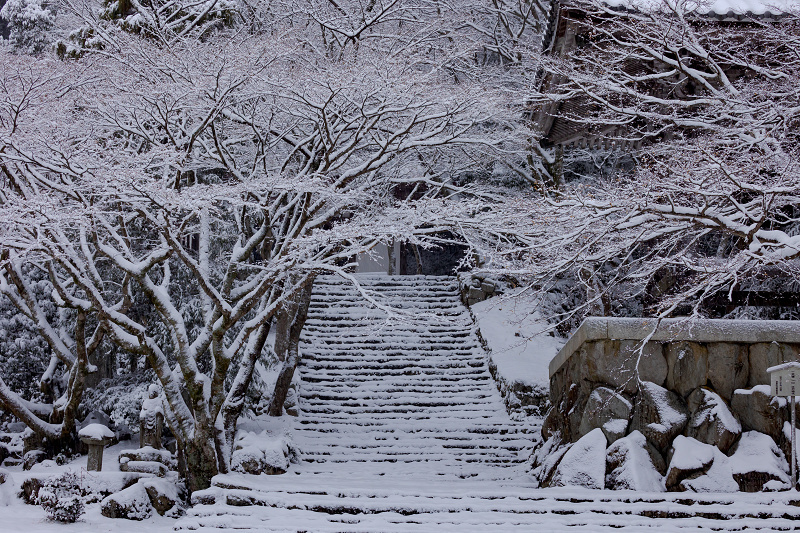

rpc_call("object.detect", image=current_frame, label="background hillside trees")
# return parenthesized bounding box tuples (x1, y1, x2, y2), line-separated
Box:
(524, 1, 800, 323)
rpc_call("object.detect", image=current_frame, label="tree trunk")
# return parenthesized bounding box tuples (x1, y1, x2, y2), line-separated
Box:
(182, 430, 219, 493)
(268, 280, 313, 417)
(387, 240, 396, 275)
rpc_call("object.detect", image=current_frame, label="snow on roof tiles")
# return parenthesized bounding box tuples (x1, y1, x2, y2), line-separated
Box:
(600, 0, 798, 17)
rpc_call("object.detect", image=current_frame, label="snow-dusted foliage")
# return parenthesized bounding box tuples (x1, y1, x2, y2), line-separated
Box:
(0, 0, 54, 53)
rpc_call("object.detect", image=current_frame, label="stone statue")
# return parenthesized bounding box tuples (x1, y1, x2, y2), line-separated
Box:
(139, 384, 164, 449)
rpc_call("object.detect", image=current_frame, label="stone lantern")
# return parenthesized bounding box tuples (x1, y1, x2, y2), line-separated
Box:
(78, 423, 115, 471)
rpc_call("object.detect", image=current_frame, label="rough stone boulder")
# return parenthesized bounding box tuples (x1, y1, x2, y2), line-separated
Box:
(707, 343, 749, 401)
(731, 385, 783, 440)
(530, 434, 570, 488)
(666, 436, 738, 492)
(665, 342, 708, 398)
(583, 340, 667, 394)
(605, 430, 665, 492)
(686, 388, 741, 453)
(748, 342, 794, 388)
(630, 381, 688, 453)
(141, 478, 181, 516)
(101, 483, 153, 520)
(550, 428, 607, 489)
(579, 386, 632, 444)
(120, 461, 167, 477)
(728, 431, 790, 492)
(231, 432, 290, 475)
(101, 478, 181, 519)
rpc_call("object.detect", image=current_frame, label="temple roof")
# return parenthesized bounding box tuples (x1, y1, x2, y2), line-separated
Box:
(600, 0, 798, 18)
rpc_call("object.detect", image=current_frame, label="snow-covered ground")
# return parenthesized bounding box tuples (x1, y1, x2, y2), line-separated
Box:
(1, 441, 177, 532)
(471, 288, 564, 401)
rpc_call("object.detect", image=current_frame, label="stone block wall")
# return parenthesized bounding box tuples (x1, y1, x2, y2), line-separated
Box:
(534, 318, 800, 492)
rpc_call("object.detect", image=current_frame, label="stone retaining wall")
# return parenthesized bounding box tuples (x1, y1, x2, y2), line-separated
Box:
(534, 318, 800, 492)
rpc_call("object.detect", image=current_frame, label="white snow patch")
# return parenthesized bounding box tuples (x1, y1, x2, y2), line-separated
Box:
(551, 428, 607, 489)
(606, 430, 665, 492)
(471, 289, 564, 391)
(669, 436, 738, 493)
(729, 431, 789, 485)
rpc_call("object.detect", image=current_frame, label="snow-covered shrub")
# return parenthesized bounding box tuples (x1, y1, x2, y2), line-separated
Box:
(37, 471, 85, 523)
(0, 0, 54, 53)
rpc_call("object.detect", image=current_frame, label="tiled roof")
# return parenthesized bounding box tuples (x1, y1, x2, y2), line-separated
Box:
(601, 0, 797, 17)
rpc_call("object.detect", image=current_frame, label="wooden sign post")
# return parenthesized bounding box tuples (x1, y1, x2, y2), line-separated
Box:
(769, 362, 800, 491)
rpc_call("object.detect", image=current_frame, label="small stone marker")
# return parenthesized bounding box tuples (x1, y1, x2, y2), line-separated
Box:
(768, 361, 800, 490)
(79, 423, 115, 471)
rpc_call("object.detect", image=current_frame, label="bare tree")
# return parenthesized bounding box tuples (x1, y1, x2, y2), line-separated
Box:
(522, 0, 800, 321)
(0, 3, 529, 489)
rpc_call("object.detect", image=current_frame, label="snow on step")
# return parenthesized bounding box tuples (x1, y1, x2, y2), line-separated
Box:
(179, 472, 800, 532)
(289, 274, 534, 479)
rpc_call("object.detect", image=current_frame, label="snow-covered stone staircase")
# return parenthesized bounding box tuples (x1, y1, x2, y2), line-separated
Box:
(293, 274, 533, 477)
(178, 275, 800, 531)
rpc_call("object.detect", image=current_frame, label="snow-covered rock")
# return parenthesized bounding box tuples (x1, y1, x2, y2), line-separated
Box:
(605, 430, 665, 492)
(579, 386, 631, 444)
(232, 431, 290, 475)
(550, 428, 607, 489)
(666, 436, 738, 492)
(729, 431, 790, 492)
(119, 446, 174, 464)
(120, 461, 167, 477)
(686, 388, 741, 453)
(731, 385, 783, 439)
(141, 478, 182, 516)
(100, 482, 153, 520)
(530, 434, 570, 487)
(665, 435, 713, 490)
(630, 381, 688, 452)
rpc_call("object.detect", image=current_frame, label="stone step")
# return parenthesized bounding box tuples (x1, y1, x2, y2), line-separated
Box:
(301, 344, 483, 352)
(297, 413, 520, 424)
(299, 373, 493, 383)
(179, 474, 800, 532)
